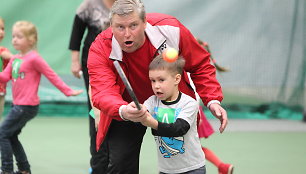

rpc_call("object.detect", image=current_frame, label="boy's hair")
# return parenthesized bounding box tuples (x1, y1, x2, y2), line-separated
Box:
(149, 54, 185, 75)
(110, 0, 146, 22)
(13, 21, 38, 49)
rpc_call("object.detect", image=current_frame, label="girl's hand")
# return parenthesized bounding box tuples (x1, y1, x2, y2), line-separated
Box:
(71, 89, 83, 96)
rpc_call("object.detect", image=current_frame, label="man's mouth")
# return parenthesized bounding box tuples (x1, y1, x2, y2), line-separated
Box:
(124, 41, 133, 46)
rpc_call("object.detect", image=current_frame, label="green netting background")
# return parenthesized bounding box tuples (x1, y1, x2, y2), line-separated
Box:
(0, 0, 305, 119)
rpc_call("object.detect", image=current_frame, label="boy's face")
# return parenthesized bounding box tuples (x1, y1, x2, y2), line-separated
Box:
(149, 69, 181, 101)
(111, 11, 147, 53)
(0, 20, 4, 42)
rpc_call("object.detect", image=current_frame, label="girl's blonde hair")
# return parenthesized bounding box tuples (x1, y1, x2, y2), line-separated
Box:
(0, 17, 4, 24)
(13, 21, 38, 49)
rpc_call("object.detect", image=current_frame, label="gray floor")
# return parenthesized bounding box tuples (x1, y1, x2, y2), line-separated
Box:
(209, 119, 306, 132)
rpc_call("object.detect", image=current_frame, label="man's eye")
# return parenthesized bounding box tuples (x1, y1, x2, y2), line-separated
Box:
(131, 23, 137, 29)
(118, 26, 124, 30)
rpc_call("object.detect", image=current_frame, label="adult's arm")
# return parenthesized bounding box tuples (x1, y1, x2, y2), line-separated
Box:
(179, 23, 223, 106)
(69, 15, 86, 78)
(178, 23, 228, 132)
(87, 36, 128, 121)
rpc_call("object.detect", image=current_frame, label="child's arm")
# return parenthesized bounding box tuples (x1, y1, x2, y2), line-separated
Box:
(146, 116, 191, 137)
(70, 89, 83, 96)
(0, 58, 13, 83)
(0, 50, 13, 60)
(34, 54, 83, 96)
(137, 104, 191, 137)
(141, 111, 158, 129)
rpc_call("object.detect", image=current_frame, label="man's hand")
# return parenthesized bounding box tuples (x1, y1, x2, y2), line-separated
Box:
(208, 103, 228, 133)
(122, 102, 147, 122)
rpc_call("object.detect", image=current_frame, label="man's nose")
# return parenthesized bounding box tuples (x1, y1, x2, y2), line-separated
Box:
(124, 28, 131, 37)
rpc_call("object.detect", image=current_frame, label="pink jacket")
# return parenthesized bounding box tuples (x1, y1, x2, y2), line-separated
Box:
(0, 50, 73, 105)
(88, 13, 223, 150)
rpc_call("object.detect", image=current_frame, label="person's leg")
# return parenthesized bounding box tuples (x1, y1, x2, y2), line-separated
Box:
(106, 120, 147, 174)
(81, 55, 98, 173)
(11, 131, 30, 174)
(202, 147, 234, 174)
(91, 139, 109, 174)
(202, 147, 221, 167)
(0, 95, 5, 120)
(12, 106, 38, 174)
(0, 105, 37, 173)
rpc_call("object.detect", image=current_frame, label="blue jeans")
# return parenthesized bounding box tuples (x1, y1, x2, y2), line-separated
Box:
(160, 165, 206, 174)
(0, 105, 39, 172)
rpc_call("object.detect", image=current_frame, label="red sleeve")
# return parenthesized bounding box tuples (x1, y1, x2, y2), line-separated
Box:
(0, 58, 13, 83)
(87, 34, 127, 121)
(179, 23, 223, 106)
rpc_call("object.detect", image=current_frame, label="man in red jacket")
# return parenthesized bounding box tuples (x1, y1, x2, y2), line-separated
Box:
(87, 0, 228, 173)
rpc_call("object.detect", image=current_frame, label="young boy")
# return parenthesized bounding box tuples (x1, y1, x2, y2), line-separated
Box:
(139, 55, 206, 174)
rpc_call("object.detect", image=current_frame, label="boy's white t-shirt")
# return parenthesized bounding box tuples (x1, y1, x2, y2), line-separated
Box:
(144, 93, 205, 173)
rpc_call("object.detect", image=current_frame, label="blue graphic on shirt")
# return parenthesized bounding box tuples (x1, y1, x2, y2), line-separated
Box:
(153, 107, 185, 158)
(159, 137, 185, 158)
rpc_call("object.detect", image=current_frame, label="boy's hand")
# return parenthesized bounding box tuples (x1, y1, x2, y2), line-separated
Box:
(208, 103, 228, 133)
(71, 89, 83, 96)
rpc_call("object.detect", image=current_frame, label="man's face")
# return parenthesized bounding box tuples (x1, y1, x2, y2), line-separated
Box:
(111, 11, 147, 53)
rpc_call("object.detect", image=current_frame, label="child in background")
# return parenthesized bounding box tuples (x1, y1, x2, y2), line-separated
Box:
(0, 17, 13, 120)
(197, 39, 229, 73)
(0, 21, 83, 174)
(137, 55, 206, 173)
(196, 39, 233, 174)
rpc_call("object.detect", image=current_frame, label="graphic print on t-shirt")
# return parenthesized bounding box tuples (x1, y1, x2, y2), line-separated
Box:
(12, 58, 23, 81)
(154, 107, 185, 158)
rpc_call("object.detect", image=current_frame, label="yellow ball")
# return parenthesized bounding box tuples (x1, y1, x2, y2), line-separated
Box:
(162, 47, 178, 62)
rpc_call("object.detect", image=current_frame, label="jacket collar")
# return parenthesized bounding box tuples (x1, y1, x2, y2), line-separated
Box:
(109, 22, 166, 61)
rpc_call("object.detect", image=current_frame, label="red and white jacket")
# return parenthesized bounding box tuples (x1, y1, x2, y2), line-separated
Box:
(88, 13, 223, 150)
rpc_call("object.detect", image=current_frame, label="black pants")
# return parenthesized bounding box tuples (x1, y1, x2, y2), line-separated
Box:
(92, 120, 147, 174)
